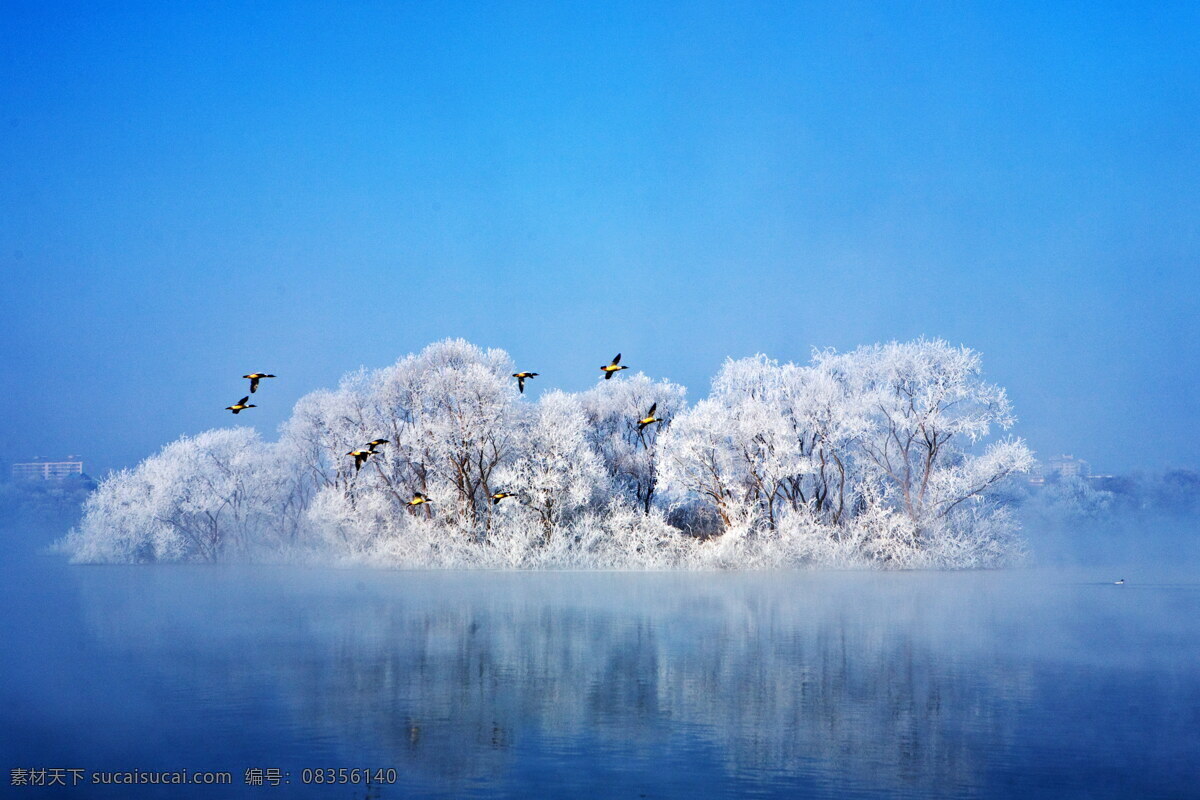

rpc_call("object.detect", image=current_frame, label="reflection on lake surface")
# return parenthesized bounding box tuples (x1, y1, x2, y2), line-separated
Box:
(3, 553, 1199, 798)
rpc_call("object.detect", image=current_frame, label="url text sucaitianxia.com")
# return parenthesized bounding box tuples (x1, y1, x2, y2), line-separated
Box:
(11, 767, 399, 788)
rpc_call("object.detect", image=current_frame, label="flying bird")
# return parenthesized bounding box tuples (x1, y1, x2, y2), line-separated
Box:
(242, 373, 276, 393)
(347, 449, 374, 472)
(637, 402, 662, 432)
(225, 396, 256, 414)
(366, 439, 390, 451)
(512, 372, 539, 393)
(490, 491, 517, 504)
(406, 492, 432, 506)
(601, 353, 628, 380)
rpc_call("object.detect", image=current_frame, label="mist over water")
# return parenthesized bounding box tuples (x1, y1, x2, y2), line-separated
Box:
(4, 532, 1199, 799)
(1026, 514, 1200, 574)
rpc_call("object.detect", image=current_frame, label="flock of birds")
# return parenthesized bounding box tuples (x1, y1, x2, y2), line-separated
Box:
(223, 373, 275, 414)
(221, 355, 662, 509)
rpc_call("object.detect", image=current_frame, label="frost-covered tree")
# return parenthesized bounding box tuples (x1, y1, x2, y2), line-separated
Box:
(492, 391, 605, 543)
(62, 466, 162, 563)
(657, 393, 784, 530)
(772, 361, 872, 524)
(280, 339, 521, 540)
(658, 341, 1032, 565)
(368, 339, 519, 534)
(65, 428, 278, 562)
(375, 340, 517, 530)
(658, 355, 866, 531)
(822, 339, 1033, 536)
(578, 373, 686, 513)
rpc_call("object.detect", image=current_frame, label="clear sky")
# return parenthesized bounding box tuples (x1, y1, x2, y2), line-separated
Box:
(1, 1, 1197, 477)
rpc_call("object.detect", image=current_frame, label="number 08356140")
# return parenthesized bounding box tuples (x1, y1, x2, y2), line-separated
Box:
(300, 768, 397, 785)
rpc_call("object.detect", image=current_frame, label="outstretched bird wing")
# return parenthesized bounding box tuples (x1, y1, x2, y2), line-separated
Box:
(249, 377, 260, 393)
(647, 402, 657, 417)
(611, 353, 622, 366)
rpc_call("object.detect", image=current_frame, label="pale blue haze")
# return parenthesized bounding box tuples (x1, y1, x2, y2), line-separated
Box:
(1, 2, 1198, 475)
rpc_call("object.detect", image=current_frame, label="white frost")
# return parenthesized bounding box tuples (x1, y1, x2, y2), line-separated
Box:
(60, 338, 1033, 569)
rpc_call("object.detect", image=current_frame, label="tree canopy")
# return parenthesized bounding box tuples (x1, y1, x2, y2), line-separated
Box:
(61, 338, 1033, 569)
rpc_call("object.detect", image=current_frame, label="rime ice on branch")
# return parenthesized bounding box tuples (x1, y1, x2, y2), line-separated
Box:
(62, 338, 1033, 568)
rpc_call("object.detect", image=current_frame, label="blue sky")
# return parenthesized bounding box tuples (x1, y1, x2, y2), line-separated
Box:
(1, 1, 1197, 476)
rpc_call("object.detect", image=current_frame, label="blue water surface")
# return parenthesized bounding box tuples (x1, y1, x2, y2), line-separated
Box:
(3, 541, 1198, 799)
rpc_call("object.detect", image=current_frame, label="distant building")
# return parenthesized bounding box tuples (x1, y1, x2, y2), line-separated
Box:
(11, 457, 84, 481)
(1046, 454, 1091, 481)
(1026, 464, 1046, 487)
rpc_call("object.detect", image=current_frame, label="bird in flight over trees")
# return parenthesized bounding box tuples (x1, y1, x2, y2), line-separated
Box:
(512, 372, 539, 393)
(242, 373, 276, 393)
(406, 492, 432, 506)
(225, 396, 256, 414)
(637, 403, 662, 432)
(366, 439, 389, 451)
(490, 491, 517, 504)
(601, 354, 628, 380)
(347, 449, 374, 472)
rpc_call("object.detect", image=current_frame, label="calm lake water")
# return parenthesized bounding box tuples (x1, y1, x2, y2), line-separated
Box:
(3, 543, 1199, 799)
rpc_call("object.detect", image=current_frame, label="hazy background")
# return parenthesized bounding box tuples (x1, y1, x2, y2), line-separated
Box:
(2, 1, 1198, 477)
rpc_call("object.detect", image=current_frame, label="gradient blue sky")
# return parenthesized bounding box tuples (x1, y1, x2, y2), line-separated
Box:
(2, 1, 1197, 477)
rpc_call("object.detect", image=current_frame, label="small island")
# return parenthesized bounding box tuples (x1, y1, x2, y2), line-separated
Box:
(61, 337, 1033, 569)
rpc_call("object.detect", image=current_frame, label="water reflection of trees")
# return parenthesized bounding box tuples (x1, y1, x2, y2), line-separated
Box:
(76, 570, 1047, 795)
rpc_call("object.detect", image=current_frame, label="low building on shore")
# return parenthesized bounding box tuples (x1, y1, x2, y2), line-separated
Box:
(11, 457, 85, 482)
